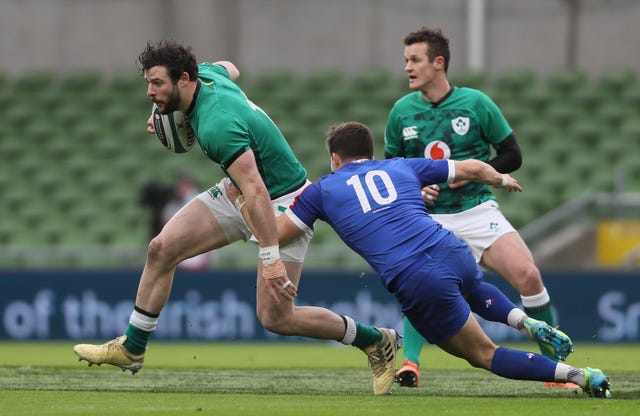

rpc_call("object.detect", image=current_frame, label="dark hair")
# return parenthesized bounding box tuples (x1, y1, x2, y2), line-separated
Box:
(138, 41, 198, 82)
(325, 122, 374, 160)
(403, 27, 450, 72)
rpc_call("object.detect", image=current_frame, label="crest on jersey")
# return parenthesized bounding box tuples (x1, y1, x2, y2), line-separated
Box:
(451, 116, 470, 135)
(424, 141, 451, 160)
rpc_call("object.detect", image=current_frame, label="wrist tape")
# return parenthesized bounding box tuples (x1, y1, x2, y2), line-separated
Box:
(258, 245, 280, 266)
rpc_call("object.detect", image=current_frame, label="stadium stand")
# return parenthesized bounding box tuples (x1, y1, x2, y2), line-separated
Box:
(546, 69, 588, 96)
(495, 68, 537, 95)
(0, 68, 639, 267)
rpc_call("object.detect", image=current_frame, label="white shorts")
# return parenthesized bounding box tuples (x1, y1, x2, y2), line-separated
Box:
(196, 177, 313, 263)
(430, 200, 516, 263)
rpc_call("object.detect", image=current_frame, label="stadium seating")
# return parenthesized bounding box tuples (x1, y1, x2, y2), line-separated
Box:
(598, 68, 637, 94)
(450, 70, 488, 90)
(546, 70, 588, 95)
(519, 86, 555, 109)
(0, 67, 639, 268)
(14, 70, 56, 92)
(495, 68, 537, 95)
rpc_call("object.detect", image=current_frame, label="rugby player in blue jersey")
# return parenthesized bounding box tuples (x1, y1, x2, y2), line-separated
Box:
(233, 121, 611, 398)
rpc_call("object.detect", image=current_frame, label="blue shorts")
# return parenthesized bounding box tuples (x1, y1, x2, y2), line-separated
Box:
(392, 241, 483, 344)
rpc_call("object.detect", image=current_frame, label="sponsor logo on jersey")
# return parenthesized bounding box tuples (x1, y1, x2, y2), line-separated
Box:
(424, 141, 451, 160)
(451, 116, 470, 135)
(402, 126, 418, 140)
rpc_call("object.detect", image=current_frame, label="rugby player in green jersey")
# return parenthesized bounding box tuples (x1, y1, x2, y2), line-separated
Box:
(73, 41, 399, 395)
(385, 27, 565, 388)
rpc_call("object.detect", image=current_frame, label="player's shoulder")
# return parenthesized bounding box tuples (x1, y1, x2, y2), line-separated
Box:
(453, 86, 495, 103)
(391, 91, 422, 109)
(196, 63, 233, 87)
(294, 177, 324, 204)
(198, 62, 228, 75)
(381, 157, 406, 166)
(377, 157, 416, 176)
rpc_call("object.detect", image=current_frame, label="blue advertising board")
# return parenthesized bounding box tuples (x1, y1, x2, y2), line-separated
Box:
(0, 269, 638, 342)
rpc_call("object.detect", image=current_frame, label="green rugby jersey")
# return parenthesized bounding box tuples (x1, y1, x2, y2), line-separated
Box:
(186, 63, 307, 199)
(385, 86, 512, 214)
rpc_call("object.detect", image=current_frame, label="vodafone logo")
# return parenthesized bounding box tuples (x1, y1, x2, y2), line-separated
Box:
(424, 141, 451, 160)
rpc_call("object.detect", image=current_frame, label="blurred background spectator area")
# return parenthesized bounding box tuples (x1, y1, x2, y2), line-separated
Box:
(1, 66, 639, 269)
(0, 0, 639, 270)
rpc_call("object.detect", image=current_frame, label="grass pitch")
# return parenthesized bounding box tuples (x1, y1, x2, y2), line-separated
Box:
(0, 342, 638, 415)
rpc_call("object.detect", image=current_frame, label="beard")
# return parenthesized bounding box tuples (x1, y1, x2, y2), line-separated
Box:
(157, 85, 182, 114)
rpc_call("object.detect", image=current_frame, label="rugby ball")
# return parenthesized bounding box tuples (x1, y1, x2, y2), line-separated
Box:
(151, 104, 196, 153)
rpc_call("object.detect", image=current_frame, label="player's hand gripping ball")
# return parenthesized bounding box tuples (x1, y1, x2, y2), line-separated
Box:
(152, 104, 196, 153)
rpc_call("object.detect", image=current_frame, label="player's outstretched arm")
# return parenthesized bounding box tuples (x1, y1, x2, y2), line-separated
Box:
(453, 159, 522, 192)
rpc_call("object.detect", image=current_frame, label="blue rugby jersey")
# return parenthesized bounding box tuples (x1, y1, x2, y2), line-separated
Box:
(286, 157, 468, 287)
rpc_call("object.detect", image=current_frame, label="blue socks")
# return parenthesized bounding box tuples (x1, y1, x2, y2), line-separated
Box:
(466, 281, 516, 325)
(490, 346, 557, 380)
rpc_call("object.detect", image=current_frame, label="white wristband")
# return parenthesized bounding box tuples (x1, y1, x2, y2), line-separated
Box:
(500, 174, 508, 187)
(258, 245, 280, 266)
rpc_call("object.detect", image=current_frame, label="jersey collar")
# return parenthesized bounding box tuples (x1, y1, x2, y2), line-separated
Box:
(429, 83, 454, 108)
(185, 80, 201, 117)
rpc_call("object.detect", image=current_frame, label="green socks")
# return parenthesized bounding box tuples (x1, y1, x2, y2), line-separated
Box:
(525, 304, 556, 328)
(351, 323, 383, 349)
(123, 324, 151, 355)
(524, 302, 556, 359)
(401, 316, 425, 366)
(124, 307, 159, 355)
